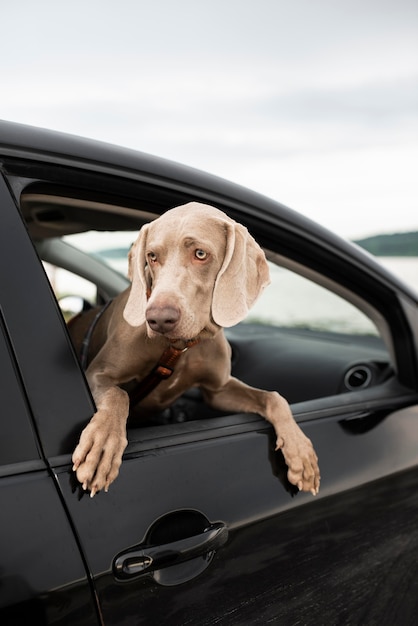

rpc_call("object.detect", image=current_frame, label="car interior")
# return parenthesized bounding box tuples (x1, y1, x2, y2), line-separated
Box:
(20, 189, 395, 426)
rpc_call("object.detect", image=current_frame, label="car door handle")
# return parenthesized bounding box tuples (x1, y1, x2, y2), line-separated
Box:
(113, 522, 228, 580)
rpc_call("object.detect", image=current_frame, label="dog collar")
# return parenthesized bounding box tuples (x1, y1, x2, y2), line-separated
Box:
(129, 339, 199, 407)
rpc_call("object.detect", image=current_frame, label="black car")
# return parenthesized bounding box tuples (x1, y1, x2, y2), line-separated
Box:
(1, 120, 418, 625)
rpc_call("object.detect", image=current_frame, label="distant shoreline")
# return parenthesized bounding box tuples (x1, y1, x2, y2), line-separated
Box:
(353, 231, 418, 257)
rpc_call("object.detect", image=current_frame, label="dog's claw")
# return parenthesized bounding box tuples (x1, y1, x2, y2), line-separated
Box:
(71, 416, 127, 497)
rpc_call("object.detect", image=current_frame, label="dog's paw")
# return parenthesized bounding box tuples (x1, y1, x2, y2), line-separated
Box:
(72, 418, 128, 497)
(276, 432, 320, 496)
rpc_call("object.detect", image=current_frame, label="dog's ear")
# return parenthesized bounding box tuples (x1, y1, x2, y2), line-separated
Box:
(212, 222, 270, 327)
(123, 223, 150, 327)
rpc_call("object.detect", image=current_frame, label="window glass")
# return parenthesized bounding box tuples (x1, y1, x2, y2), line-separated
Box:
(245, 261, 380, 337)
(44, 262, 97, 301)
(63, 231, 133, 277)
(43, 231, 133, 317)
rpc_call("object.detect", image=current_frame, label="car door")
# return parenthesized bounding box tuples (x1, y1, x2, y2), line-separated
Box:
(0, 175, 99, 624)
(4, 162, 418, 624)
(46, 230, 418, 623)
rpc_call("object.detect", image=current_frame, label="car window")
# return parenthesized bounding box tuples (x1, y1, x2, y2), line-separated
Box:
(43, 261, 98, 319)
(44, 261, 98, 301)
(245, 260, 380, 337)
(43, 231, 133, 317)
(219, 256, 392, 404)
(44, 230, 392, 407)
(63, 231, 133, 277)
(59, 233, 383, 340)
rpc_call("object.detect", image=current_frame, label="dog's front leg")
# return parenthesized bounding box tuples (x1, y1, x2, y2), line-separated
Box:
(202, 377, 320, 495)
(72, 386, 129, 497)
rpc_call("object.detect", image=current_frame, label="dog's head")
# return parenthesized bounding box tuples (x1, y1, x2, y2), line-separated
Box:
(123, 202, 270, 340)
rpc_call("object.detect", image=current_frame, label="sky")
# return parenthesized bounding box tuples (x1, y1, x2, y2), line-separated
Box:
(1, 0, 417, 240)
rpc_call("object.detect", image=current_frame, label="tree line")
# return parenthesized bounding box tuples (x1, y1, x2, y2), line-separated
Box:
(354, 231, 418, 256)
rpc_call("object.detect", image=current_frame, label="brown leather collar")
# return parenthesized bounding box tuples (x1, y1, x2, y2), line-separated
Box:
(129, 338, 199, 407)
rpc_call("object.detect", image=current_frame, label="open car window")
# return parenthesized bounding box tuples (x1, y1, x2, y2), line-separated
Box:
(42, 232, 132, 319)
(244, 260, 380, 337)
(63, 230, 134, 276)
(40, 226, 393, 410)
(49, 231, 383, 337)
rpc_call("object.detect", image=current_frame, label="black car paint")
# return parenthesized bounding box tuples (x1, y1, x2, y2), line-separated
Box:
(1, 121, 418, 624)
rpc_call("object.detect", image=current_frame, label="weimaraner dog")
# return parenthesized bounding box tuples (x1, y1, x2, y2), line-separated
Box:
(70, 202, 320, 497)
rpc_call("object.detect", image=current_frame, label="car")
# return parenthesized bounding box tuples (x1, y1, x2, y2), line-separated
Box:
(1, 119, 418, 625)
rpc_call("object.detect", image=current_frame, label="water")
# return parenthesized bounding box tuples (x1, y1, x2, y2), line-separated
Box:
(379, 257, 418, 294)
(246, 257, 418, 335)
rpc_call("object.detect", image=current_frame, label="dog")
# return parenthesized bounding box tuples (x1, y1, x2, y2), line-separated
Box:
(70, 202, 320, 497)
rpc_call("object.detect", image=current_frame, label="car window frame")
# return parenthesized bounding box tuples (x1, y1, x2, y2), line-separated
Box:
(0, 311, 42, 468)
(40, 231, 396, 397)
(33, 226, 418, 454)
(0, 174, 95, 459)
(3, 170, 417, 462)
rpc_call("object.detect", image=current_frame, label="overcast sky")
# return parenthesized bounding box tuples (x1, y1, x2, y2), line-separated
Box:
(1, 0, 417, 239)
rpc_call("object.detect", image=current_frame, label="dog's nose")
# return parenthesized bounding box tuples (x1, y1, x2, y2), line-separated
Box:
(146, 305, 180, 334)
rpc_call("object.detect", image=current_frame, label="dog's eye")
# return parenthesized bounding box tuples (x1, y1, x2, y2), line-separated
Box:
(147, 252, 157, 263)
(194, 249, 208, 260)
